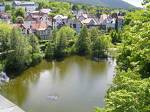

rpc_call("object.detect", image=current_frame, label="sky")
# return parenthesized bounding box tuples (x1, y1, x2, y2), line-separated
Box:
(123, 0, 143, 7)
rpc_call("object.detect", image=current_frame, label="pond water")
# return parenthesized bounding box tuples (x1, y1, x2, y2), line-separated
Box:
(0, 56, 116, 112)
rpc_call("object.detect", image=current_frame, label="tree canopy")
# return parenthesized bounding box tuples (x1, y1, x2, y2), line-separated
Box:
(0, 23, 42, 73)
(96, 4, 150, 112)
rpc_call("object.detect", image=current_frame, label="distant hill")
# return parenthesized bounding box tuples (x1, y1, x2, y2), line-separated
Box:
(52, 0, 136, 8)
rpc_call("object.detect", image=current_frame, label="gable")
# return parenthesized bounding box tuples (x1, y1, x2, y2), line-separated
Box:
(89, 19, 97, 25)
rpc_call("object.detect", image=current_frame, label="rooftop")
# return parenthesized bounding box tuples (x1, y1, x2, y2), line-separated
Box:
(54, 15, 68, 19)
(31, 22, 49, 31)
(40, 9, 52, 14)
(13, 1, 35, 6)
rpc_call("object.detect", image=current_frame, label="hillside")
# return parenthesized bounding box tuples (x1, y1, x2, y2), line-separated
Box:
(52, 0, 136, 8)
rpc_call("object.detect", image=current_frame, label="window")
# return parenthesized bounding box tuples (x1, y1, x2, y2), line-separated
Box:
(73, 24, 76, 28)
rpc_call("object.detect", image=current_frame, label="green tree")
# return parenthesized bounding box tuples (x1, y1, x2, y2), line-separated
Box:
(6, 28, 32, 72)
(92, 36, 109, 59)
(45, 40, 55, 60)
(110, 30, 122, 44)
(45, 26, 76, 60)
(14, 8, 25, 18)
(89, 28, 99, 42)
(5, 4, 11, 12)
(28, 35, 42, 65)
(97, 4, 150, 112)
(72, 4, 80, 11)
(76, 26, 91, 56)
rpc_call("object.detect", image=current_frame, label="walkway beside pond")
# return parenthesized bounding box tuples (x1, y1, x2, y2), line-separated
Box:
(0, 95, 25, 112)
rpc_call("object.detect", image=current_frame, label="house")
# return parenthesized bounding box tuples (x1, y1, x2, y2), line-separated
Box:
(31, 22, 52, 40)
(0, 3, 5, 12)
(53, 15, 68, 28)
(40, 8, 52, 14)
(117, 16, 124, 29)
(13, 21, 52, 40)
(26, 11, 47, 22)
(20, 23, 32, 34)
(15, 10, 53, 39)
(12, 23, 31, 34)
(105, 18, 116, 31)
(25, 11, 52, 26)
(12, 1, 38, 12)
(99, 14, 116, 31)
(68, 18, 81, 33)
(0, 12, 11, 23)
(72, 10, 87, 18)
(81, 18, 99, 28)
(99, 14, 109, 25)
(111, 13, 124, 29)
(77, 13, 88, 21)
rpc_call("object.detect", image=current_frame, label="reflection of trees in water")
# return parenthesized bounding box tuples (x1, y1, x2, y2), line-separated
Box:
(0, 81, 28, 106)
(52, 58, 74, 79)
(52, 56, 110, 83)
(88, 60, 108, 75)
(52, 56, 110, 78)
(67, 56, 108, 75)
(0, 57, 114, 107)
(52, 56, 90, 79)
(20, 60, 53, 84)
(0, 60, 53, 106)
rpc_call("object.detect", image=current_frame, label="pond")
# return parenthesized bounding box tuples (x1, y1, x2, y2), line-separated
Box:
(0, 56, 116, 112)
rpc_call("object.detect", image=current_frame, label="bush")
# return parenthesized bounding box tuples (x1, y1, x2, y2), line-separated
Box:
(32, 53, 43, 65)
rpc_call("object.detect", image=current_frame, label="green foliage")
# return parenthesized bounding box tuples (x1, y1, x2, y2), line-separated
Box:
(95, 107, 107, 112)
(33, 0, 72, 16)
(89, 28, 99, 42)
(110, 30, 122, 44)
(72, 4, 80, 11)
(5, 28, 32, 72)
(92, 36, 110, 59)
(0, 63, 3, 72)
(89, 28, 110, 59)
(0, 23, 42, 73)
(105, 70, 150, 112)
(14, 8, 25, 18)
(125, 10, 150, 25)
(5, 4, 11, 12)
(45, 40, 55, 60)
(117, 19, 150, 78)
(46, 26, 110, 60)
(76, 26, 91, 56)
(45, 26, 76, 60)
(11, 8, 25, 23)
(97, 5, 150, 112)
(0, 23, 12, 53)
(28, 35, 43, 65)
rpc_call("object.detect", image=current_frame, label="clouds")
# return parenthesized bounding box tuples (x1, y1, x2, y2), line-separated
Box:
(123, 0, 143, 7)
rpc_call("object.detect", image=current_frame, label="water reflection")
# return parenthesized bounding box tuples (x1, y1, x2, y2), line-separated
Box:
(0, 56, 116, 112)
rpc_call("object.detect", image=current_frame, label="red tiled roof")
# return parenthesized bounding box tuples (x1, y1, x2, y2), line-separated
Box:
(0, 12, 11, 19)
(31, 22, 48, 31)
